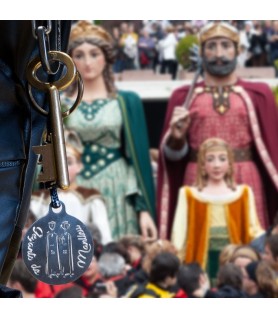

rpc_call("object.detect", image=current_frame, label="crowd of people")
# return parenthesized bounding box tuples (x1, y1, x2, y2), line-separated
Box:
(4, 20, 278, 298)
(8, 230, 278, 298)
(108, 20, 278, 79)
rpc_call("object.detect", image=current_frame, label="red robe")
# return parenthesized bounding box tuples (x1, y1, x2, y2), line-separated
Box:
(157, 79, 278, 239)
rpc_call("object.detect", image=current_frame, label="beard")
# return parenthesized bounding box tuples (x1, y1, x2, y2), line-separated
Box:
(203, 56, 237, 77)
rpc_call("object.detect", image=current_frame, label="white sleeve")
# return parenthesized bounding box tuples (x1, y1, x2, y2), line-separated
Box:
(90, 199, 112, 245)
(163, 142, 189, 161)
(30, 194, 49, 220)
(171, 187, 188, 261)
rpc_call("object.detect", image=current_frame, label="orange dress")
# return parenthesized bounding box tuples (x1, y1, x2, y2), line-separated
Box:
(184, 90, 267, 228)
(171, 185, 264, 270)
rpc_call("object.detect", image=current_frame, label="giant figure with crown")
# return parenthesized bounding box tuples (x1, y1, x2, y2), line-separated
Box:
(157, 21, 278, 239)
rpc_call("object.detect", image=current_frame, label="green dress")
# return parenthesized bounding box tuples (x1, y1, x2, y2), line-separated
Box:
(63, 91, 156, 240)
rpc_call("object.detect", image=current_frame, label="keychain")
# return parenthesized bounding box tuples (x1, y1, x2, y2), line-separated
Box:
(22, 201, 93, 285)
(21, 21, 93, 285)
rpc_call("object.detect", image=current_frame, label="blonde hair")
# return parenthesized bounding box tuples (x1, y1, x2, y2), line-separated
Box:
(230, 245, 260, 263)
(68, 20, 116, 97)
(219, 244, 239, 267)
(256, 261, 278, 298)
(119, 235, 145, 254)
(195, 137, 236, 191)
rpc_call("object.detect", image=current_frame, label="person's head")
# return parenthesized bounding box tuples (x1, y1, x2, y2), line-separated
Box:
(264, 20, 272, 29)
(232, 256, 253, 274)
(199, 22, 239, 77)
(120, 22, 128, 33)
(196, 138, 235, 190)
(141, 28, 150, 38)
(177, 263, 207, 296)
(128, 23, 135, 33)
(98, 253, 126, 279)
(68, 20, 116, 96)
(176, 24, 184, 33)
(231, 245, 260, 271)
(254, 23, 263, 34)
(119, 235, 145, 264)
(245, 21, 253, 33)
(219, 244, 239, 267)
(263, 234, 278, 267)
(112, 26, 120, 38)
(64, 129, 84, 184)
(231, 245, 261, 289)
(142, 239, 177, 274)
(165, 26, 175, 34)
(61, 221, 70, 231)
(217, 263, 243, 290)
(102, 241, 130, 265)
(270, 213, 278, 235)
(8, 259, 37, 297)
(255, 261, 278, 298)
(149, 252, 180, 288)
(244, 261, 278, 297)
(48, 221, 56, 231)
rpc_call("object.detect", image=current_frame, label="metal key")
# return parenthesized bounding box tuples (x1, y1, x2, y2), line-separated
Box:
(26, 51, 82, 190)
(32, 143, 56, 184)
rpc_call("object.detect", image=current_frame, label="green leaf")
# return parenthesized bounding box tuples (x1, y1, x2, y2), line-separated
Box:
(176, 35, 199, 70)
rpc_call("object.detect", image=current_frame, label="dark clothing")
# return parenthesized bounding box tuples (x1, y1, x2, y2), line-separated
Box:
(269, 31, 278, 59)
(74, 275, 104, 297)
(205, 286, 247, 298)
(248, 291, 266, 298)
(0, 284, 22, 298)
(112, 37, 126, 73)
(118, 90, 156, 220)
(247, 32, 267, 66)
(160, 60, 178, 80)
(126, 258, 144, 282)
(107, 274, 135, 297)
(131, 268, 149, 285)
(0, 20, 71, 285)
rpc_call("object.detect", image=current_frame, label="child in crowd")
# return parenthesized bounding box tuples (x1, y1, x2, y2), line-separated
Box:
(125, 252, 180, 298)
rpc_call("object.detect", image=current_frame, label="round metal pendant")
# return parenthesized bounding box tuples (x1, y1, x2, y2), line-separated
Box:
(22, 201, 94, 285)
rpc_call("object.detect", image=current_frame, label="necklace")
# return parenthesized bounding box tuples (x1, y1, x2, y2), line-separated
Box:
(204, 85, 234, 115)
(79, 99, 109, 121)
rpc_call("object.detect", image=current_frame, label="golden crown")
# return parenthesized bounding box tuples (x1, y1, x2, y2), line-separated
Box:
(69, 20, 113, 44)
(199, 22, 240, 44)
(200, 137, 231, 152)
